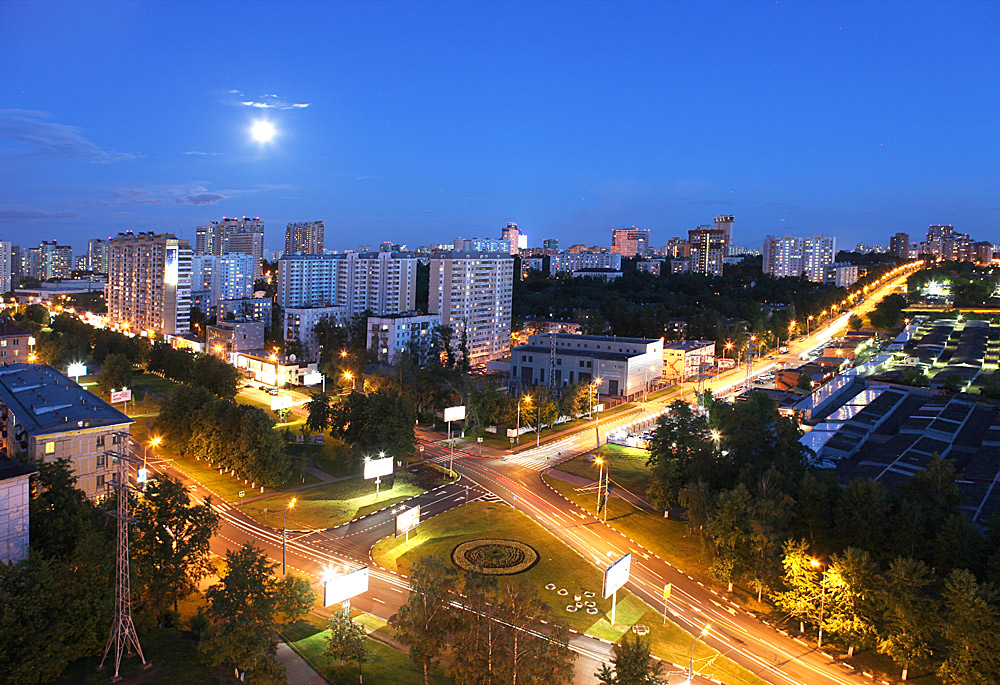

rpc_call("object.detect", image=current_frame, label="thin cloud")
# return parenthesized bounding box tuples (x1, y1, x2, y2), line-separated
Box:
(0, 110, 136, 162)
(229, 91, 311, 110)
(175, 186, 230, 205)
(183, 150, 221, 156)
(0, 206, 83, 222)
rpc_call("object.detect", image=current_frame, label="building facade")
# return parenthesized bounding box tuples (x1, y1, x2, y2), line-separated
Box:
(510, 333, 663, 397)
(277, 252, 418, 317)
(40, 241, 73, 280)
(549, 252, 622, 275)
(284, 221, 325, 255)
(0, 321, 32, 362)
(196, 217, 265, 278)
(282, 306, 348, 360)
(367, 312, 441, 366)
(0, 457, 34, 563)
(762, 234, 836, 283)
(825, 263, 860, 288)
(611, 228, 650, 257)
(454, 237, 510, 253)
(191, 253, 256, 315)
(501, 222, 521, 255)
(663, 340, 716, 380)
(108, 232, 192, 335)
(687, 227, 726, 276)
(429, 252, 513, 366)
(0, 241, 12, 293)
(889, 232, 910, 259)
(207, 320, 265, 358)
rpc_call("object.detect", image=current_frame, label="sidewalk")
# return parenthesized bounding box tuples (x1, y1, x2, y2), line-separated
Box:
(277, 642, 323, 685)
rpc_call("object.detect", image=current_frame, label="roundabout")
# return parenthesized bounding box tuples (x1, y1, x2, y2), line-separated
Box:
(451, 538, 540, 575)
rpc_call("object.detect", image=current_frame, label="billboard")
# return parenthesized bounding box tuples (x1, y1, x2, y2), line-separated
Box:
(67, 363, 87, 378)
(270, 394, 294, 411)
(444, 405, 466, 422)
(111, 388, 132, 403)
(363, 456, 393, 480)
(602, 553, 632, 598)
(324, 566, 369, 607)
(395, 505, 420, 537)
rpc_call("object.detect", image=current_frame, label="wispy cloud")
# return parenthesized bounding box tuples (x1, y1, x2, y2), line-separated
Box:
(97, 189, 166, 207)
(227, 91, 311, 110)
(183, 150, 221, 156)
(174, 186, 231, 206)
(0, 205, 84, 222)
(0, 110, 136, 162)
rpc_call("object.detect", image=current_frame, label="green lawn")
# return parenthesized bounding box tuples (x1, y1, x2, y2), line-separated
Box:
(372, 502, 764, 685)
(557, 444, 653, 496)
(162, 451, 321, 503)
(54, 628, 226, 684)
(242, 467, 450, 530)
(289, 439, 357, 478)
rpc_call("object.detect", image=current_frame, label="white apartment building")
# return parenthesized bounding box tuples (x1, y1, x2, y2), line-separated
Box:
(40, 240, 73, 280)
(454, 237, 510, 253)
(688, 227, 727, 276)
(283, 306, 348, 360)
(762, 234, 836, 283)
(549, 252, 622, 275)
(88, 238, 110, 274)
(278, 252, 418, 316)
(196, 217, 265, 278)
(0, 364, 132, 500)
(191, 253, 255, 315)
(429, 251, 513, 366)
(510, 333, 663, 397)
(367, 312, 441, 365)
(108, 232, 192, 335)
(825, 263, 859, 288)
(802, 235, 837, 283)
(0, 457, 34, 563)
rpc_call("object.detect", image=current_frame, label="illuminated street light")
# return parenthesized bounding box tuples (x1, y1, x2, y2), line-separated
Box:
(811, 558, 828, 647)
(282, 497, 297, 575)
(683, 623, 711, 684)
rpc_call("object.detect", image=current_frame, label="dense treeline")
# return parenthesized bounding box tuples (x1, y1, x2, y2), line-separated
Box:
(647, 394, 1000, 681)
(907, 261, 1000, 308)
(157, 385, 291, 486)
(147, 341, 241, 398)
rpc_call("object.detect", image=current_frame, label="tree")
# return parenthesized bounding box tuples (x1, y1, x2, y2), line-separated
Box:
(848, 314, 864, 331)
(390, 555, 457, 684)
(876, 556, 935, 682)
(96, 352, 133, 394)
(836, 479, 889, 554)
(937, 569, 1000, 684)
(498, 581, 575, 685)
(325, 609, 370, 676)
(306, 390, 331, 433)
(774, 539, 821, 634)
(706, 484, 753, 592)
(825, 548, 880, 657)
(646, 400, 717, 509)
(200, 543, 285, 684)
(596, 633, 667, 684)
(276, 573, 316, 624)
(450, 572, 504, 685)
(329, 388, 416, 461)
(133, 474, 219, 618)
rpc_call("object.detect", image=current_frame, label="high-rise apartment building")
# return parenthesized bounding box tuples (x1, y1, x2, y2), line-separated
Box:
(454, 237, 510, 253)
(107, 232, 192, 335)
(87, 238, 110, 274)
(889, 232, 910, 259)
(191, 254, 255, 315)
(714, 215, 734, 253)
(284, 221, 324, 255)
(501, 222, 521, 255)
(611, 227, 650, 257)
(196, 217, 265, 278)
(429, 252, 513, 366)
(687, 227, 727, 276)
(549, 252, 622, 275)
(0, 242, 12, 293)
(39, 241, 73, 280)
(542, 238, 559, 251)
(762, 235, 836, 283)
(21, 247, 41, 281)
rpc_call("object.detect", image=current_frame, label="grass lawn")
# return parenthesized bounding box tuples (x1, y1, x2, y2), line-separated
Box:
(289, 440, 357, 478)
(372, 502, 764, 685)
(54, 628, 226, 684)
(543, 474, 717, 589)
(162, 451, 321, 503)
(557, 444, 653, 497)
(242, 466, 450, 530)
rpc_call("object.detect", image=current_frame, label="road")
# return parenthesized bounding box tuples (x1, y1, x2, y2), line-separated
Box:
(148, 263, 919, 684)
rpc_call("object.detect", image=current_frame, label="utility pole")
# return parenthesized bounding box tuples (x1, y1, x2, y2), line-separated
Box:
(99, 432, 149, 680)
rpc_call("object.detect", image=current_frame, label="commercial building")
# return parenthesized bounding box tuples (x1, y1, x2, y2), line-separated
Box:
(0, 364, 132, 500)
(611, 227, 650, 257)
(0, 456, 35, 563)
(762, 234, 837, 282)
(663, 340, 716, 381)
(889, 232, 910, 259)
(233, 352, 320, 388)
(429, 251, 513, 366)
(367, 312, 441, 365)
(207, 320, 265, 358)
(39, 240, 73, 280)
(549, 252, 622, 275)
(687, 226, 726, 276)
(108, 232, 192, 335)
(191, 253, 255, 316)
(510, 333, 663, 398)
(284, 221, 324, 255)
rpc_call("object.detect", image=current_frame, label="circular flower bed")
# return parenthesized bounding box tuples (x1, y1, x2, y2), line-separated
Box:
(451, 539, 540, 575)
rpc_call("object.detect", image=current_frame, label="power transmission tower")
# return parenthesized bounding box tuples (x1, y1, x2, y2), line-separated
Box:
(548, 331, 558, 390)
(99, 432, 150, 680)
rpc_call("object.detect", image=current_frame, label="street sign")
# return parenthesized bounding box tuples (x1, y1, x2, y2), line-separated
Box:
(239, 491, 245, 498)
(663, 583, 672, 601)
(395, 505, 420, 537)
(363, 456, 393, 480)
(603, 553, 632, 599)
(111, 388, 132, 403)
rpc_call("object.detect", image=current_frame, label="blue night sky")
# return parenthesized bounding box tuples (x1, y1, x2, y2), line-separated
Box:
(1, 1, 997, 255)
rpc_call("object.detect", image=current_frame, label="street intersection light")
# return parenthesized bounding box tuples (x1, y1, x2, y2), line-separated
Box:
(282, 497, 297, 575)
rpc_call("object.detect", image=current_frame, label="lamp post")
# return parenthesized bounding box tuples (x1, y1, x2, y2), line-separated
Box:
(594, 457, 605, 517)
(811, 558, 827, 647)
(807, 315, 814, 337)
(282, 497, 297, 575)
(684, 624, 711, 685)
(269, 352, 280, 393)
(516, 395, 531, 446)
(593, 378, 603, 448)
(343, 371, 356, 391)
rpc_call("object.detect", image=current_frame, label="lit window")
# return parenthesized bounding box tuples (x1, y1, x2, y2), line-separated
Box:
(45, 442, 55, 454)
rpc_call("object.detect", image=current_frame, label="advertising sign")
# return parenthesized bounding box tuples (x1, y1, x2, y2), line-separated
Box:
(444, 405, 466, 423)
(363, 456, 393, 480)
(111, 388, 132, 403)
(67, 362, 87, 378)
(324, 566, 370, 607)
(270, 394, 294, 411)
(602, 553, 632, 599)
(137, 468, 148, 484)
(395, 505, 421, 537)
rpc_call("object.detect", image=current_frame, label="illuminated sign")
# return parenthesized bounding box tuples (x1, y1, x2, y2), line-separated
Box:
(602, 553, 632, 598)
(137, 468, 148, 484)
(67, 362, 87, 378)
(270, 394, 294, 411)
(324, 566, 369, 607)
(165, 246, 178, 286)
(444, 405, 466, 422)
(395, 505, 420, 537)
(110, 389, 132, 403)
(364, 456, 393, 480)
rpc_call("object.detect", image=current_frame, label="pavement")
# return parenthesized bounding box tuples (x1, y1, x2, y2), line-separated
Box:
(276, 643, 323, 685)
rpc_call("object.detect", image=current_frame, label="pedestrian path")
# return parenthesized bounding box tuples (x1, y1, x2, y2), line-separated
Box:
(276, 642, 323, 685)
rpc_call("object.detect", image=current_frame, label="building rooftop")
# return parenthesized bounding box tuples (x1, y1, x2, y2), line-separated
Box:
(0, 455, 36, 481)
(512, 344, 637, 363)
(0, 320, 30, 338)
(663, 340, 715, 351)
(0, 364, 132, 436)
(545, 333, 659, 345)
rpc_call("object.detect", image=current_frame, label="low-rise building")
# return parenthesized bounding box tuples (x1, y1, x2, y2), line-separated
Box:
(0, 320, 33, 363)
(636, 260, 664, 276)
(663, 340, 716, 381)
(218, 296, 273, 324)
(572, 268, 622, 282)
(233, 352, 320, 388)
(367, 312, 440, 366)
(0, 364, 132, 499)
(510, 333, 663, 398)
(0, 456, 35, 563)
(207, 320, 265, 358)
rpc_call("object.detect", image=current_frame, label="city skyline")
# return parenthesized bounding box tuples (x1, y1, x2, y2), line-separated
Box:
(2, 1, 997, 253)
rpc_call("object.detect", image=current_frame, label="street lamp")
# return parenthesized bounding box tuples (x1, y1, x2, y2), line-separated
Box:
(282, 497, 297, 575)
(811, 558, 827, 647)
(343, 371, 356, 391)
(807, 315, 814, 336)
(593, 378, 603, 448)
(516, 394, 531, 446)
(684, 624, 711, 685)
(724, 341, 733, 361)
(594, 456, 606, 519)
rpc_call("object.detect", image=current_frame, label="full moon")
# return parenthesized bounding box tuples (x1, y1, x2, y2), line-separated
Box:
(251, 120, 276, 143)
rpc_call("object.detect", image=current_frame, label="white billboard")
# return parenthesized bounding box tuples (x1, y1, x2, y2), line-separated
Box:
(603, 553, 632, 598)
(110, 388, 132, 403)
(444, 405, 466, 422)
(67, 363, 87, 378)
(324, 566, 370, 606)
(364, 456, 393, 480)
(270, 394, 294, 411)
(395, 505, 420, 537)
